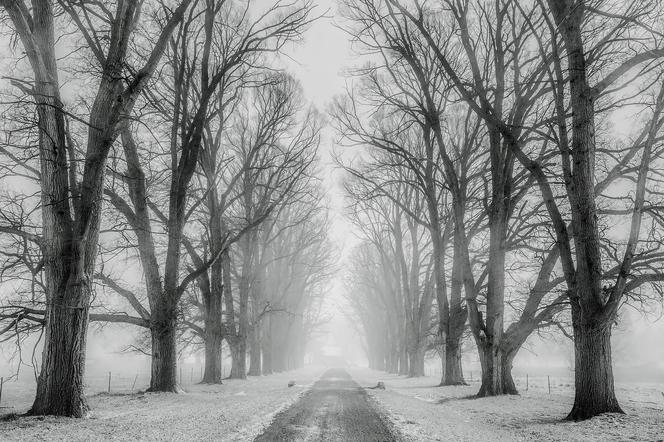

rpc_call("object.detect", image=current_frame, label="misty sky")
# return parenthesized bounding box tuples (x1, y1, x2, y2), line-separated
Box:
(276, 2, 664, 376)
(0, 0, 663, 381)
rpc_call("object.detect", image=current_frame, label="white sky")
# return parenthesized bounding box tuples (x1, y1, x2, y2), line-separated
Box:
(1, 0, 663, 375)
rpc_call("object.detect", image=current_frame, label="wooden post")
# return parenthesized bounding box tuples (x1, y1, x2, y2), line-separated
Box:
(108, 371, 111, 393)
(0, 376, 4, 406)
(179, 366, 183, 384)
(526, 374, 529, 391)
(547, 376, 551, 394)
(190, 367, 193, 383)
(131, 374, 138, 391)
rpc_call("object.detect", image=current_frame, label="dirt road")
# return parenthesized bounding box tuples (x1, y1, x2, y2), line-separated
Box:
(254, 368, 400, 441)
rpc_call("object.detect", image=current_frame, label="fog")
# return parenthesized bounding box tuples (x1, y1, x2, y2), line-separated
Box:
(0, 0, 663, 439)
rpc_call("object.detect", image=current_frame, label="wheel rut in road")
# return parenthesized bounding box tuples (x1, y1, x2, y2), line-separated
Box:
(254, 368, 400, 441)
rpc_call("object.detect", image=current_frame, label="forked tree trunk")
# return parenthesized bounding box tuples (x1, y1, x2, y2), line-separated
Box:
(30, 297, 90, 417)
(148, 312, 179, 392)
(442, 337, 465, 385)
(477, 343, 517, 397)
(567, 321, 623, 420)
(475, 127, 512, 396)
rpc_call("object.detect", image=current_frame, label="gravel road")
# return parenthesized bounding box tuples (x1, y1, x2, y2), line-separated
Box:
(254, 368, 400, 441)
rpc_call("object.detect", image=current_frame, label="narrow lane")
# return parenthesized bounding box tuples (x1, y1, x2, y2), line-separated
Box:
(254, 368, 400, 442)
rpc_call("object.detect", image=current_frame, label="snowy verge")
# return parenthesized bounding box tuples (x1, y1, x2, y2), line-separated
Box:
(0, 365, 326, 441)
(347, 366, 664, 442)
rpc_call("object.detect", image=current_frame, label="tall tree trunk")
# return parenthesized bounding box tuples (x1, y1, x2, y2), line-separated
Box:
(474, 115, 513, 397)
(21, 0, 91, 416)
(262, 318, 273, 375)
(30, 295, 90, 417)
(228, 337, 246, 379)
(408, 345, 425, 377)
(546, 0, 624, 419)
(442, 337, 465, 386)
(398, 346, 409, 375)
(476, 342, 517, 396)
(567, 312, 622, 420)
(386, 338, 398, 373)
(149, 329, 177, 392)
(501, 349, 517, 396)
(248, 326, 261, 376)
(148, 307, 179, 392)
(442, 232, 467, 386)
(201, 322, 223, 383)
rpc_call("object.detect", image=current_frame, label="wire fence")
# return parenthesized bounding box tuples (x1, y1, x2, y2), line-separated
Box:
(0, 362, 235, 409)
(422, 365, 573, 395)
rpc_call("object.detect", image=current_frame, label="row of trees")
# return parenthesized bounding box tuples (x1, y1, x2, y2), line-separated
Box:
(0, 0, 330, 418)
(338, 0, 664, 420)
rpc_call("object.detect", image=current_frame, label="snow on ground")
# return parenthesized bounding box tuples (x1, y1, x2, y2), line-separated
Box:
(349, 366, 664, 442)
(0, 365, 326, 441)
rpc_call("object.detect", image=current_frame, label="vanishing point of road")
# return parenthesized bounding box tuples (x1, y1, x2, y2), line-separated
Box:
(254, 368, 400, 441)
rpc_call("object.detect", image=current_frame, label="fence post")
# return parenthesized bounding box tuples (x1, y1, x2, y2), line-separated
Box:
(179, 366, 183, 385)
(0, 376, 4, 406)
(547, 376, 551, 394)
(132, 373, 138, 391)
(526, 374, 529, 391)
(190, 367, 193, 383)
(108, 371, 111, 393)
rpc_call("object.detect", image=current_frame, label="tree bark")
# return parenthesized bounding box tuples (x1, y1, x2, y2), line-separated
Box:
(441, 230, 467, 386)
(262, 318, 273, 375)
(441, 338, 465, 386)
(228, 337, 246, 379)
(30, 299, 90, 417)
(476, 184, 512, 396)
(248, 326, 262, 376)
(477, 342, 516, 396)
(148, 309, 179, 392)
(398, 345, 409, 376)
(567, 317, 623, 420)
(408, 345, 425, 377)
(201, 321, 223, 383)
(546, 0, 625, 419)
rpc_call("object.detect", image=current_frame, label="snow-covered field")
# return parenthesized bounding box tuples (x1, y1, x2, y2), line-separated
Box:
(0, 365, 325, 441)
(2, 365, 663, 441)
(349, 366, 664, 442)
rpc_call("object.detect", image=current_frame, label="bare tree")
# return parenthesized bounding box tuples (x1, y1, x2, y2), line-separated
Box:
(0, 0, 191, 416)
(218, 76, 320, 377)
(388, 0, 664, 418)
(100, 3, 316, 391)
